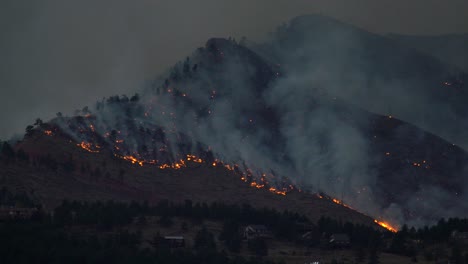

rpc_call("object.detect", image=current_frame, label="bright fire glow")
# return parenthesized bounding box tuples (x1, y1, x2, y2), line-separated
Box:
(374, 220, 398, 233)
(331, 198, 354, 210)
(332, 198, 398, 232)
(72, 138, 398, 232)
(122, 155, 144, 166)
(77, 142, 100, 153)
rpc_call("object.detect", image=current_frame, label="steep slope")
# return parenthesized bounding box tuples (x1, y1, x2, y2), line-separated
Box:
(4, 35, 468, 228)
(1, 129, 378, 228)
(388, 33, 468, 73)
(252, 14, 468, 150)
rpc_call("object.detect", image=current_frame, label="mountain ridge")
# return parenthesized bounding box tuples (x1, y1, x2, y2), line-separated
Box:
(2, 21, 468, 228)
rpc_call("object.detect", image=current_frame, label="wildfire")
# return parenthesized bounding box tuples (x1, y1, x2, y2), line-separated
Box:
(73, 140, 399, 233)
(185, 154, 203, 163)
(331, 198, 354, 210)
(44, 130, 53, 136)
(330, 197, 398, 233)
(159, 164, 171, 169)
(268, 187, 286, 196)
(250, 182, 265, 189)
(159, 159, 187, 170)
(77, 142, 100, 153)
(122, 155, 144, 166)
(374, 220, 398, 233)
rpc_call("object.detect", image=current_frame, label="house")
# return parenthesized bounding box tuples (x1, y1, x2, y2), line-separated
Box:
(329, 233, 350, 247)
(244, 225, 272, 240)
(451, 231, 468, 246)
(163, 236, 185, 248)
(0, 207, 38, 220)
(301, 230, 321, 246)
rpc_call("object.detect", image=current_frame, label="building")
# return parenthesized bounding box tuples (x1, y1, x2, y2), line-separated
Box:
(301, 230, 321, 246)
(329, 233, 350, 247)
(0, 207, 38, 220)
(451, 230, 468, 246)
(244, 225, 272, 240)
(163, 236, 185, 248)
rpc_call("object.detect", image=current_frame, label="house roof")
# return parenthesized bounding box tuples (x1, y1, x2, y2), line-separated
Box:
(247, 225, 269, 231)
(164, 236, 184, 240)
(330, 233, 350, 241)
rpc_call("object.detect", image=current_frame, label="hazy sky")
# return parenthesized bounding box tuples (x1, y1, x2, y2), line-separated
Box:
(1, 0, 467, 139)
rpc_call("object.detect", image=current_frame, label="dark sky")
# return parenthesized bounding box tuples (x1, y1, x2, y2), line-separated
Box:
(1, 0, 467, 139)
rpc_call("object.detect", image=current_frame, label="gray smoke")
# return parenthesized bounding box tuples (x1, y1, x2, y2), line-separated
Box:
(2, 0, 468, 140)
(3, 1, 467, 228)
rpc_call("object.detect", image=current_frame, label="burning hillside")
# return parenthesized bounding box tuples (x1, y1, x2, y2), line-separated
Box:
(10, 37, 468, 230)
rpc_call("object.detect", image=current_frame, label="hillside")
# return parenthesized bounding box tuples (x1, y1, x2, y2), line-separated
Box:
(388, 33, 468, 73)
(252, 14, 468, 150)
(1, 33, 466, 229)
(1, 128, 378, 228)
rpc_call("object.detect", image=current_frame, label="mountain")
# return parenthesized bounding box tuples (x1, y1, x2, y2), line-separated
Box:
(388, 33, 468, 73)
(1, 34, 466, 229)
(1, 125, 377, 227)
(251, 14, 468, 151)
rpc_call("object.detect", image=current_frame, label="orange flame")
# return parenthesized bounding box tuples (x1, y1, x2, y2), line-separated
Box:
(331, 198, 354, 210)
(73, 141, 399, 232)
(122, 155, 144, 166)
(268, 187, 286, 196)
(374, 220, 398, 233)
(331, 197, 398, 232)
(77, 142, 100, 153)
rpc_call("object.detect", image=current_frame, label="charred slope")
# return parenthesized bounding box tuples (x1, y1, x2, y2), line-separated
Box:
(4, 36, 468, 227)
(145, 37, 468, 224)
(388, 33, 468, 73)
(1, 129, 378, 228)
(252, 14, 468, 150)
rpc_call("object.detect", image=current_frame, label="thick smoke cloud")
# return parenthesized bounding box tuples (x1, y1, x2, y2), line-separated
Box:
(2, 1, 468, 228)
(54, 33, 468, 228)
(2, 0, 468, 139)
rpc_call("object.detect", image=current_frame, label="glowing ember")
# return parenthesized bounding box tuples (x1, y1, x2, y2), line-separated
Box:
(122, 155, 144, 166)
(268, 187, 286, 196)
(250, 182, 265, 189)
(77, 142, 100, 153)
(331, 198, 355, 210)
(374, 220, 398, 233)
(72, 141, 398, 232)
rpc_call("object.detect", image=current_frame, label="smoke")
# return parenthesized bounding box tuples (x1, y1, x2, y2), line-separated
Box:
(254, 14, 468, 150)
(50, 27, 468, 228)
(250, 15, 468, 226)
(63, 38, 389, 225)
(3, 2, 467, 227)
(3, 0, 468, 140)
